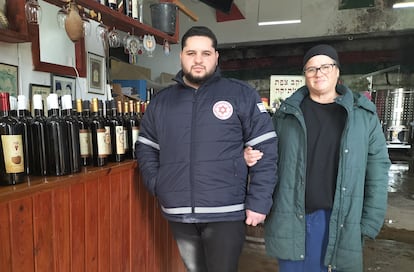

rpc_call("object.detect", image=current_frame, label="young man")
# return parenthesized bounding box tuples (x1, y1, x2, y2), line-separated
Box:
(252, 44, 390, 272)
(136, 26, 278, 272)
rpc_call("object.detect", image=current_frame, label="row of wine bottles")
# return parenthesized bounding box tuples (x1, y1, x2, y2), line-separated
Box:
(0, 92, 142, 186)
(98, 0, 144, 21)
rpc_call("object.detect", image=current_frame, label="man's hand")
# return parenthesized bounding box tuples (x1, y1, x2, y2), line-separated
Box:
(244, 146, 263, 167)
(245, 209, 266, 226)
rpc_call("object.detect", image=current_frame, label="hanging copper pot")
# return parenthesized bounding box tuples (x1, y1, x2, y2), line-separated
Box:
(64, 1, 83, 42)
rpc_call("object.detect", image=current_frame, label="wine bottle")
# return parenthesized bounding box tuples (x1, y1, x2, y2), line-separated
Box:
(9, 95, 17, 117)
(82, 100, 93, 161)
(45, 94, 70, 176)
(61, 95, 81, 173)
(107, 0, 117, 10)
(76, 99, 91, 166)
(0, 92, 26, 185)
(30, 94, 47, 176)
(127, 100, 140, 159)
(131, 0, 138, 20)
(17, 95, 32, 175)
(106, 100, 125, 162)
(121, 101, 130, 157)
(98, 99, 112, 158)
(124, 0, 132, 17)
(90, 98, 108, 167)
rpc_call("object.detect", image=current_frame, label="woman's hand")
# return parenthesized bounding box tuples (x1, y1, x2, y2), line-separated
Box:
(244, 146, 263, 167)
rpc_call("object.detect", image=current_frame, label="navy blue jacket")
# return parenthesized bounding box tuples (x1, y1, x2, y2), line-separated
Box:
(136, 69, 278, 223)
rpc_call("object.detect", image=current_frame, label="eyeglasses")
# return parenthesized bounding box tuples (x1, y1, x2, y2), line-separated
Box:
(303, 63, 336, 77)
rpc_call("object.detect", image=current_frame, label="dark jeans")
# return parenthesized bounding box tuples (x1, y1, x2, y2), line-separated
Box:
(169, 220, 246, 272)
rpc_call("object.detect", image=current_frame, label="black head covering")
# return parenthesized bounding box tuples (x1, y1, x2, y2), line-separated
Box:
(303, 44, 340, 68)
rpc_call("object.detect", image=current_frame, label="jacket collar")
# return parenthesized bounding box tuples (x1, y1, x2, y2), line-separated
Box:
(173, 68, 222, 89)
(281, 84, 376, 114)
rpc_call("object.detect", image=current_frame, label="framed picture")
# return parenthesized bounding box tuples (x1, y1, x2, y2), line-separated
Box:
(0, 63, 18, 97)
(51, 74, 76, 98)
(88, 52, 105, 95)
(29, 84, 51, 113)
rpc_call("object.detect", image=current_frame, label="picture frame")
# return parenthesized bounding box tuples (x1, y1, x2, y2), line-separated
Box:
(87, 52, 105, 95)
(0, 63, 18, 97)
(29, 83, 51, 113)
(51, 74, 76, 99)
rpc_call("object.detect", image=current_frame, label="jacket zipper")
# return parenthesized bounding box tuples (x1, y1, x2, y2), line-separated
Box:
(328, 103, 350, 271)
(190, 89, 198, 213)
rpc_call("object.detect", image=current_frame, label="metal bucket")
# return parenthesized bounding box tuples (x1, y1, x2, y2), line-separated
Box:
(150, 3, 178, 35)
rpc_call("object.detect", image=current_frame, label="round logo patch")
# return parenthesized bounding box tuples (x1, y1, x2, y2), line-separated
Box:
(213, 101, 233, 120)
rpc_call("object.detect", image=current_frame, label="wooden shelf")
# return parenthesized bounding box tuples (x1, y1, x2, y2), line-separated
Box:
(44, 0, 179, 45)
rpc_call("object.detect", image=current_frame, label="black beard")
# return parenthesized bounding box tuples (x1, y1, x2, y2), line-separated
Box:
(183, 69, 215, 86)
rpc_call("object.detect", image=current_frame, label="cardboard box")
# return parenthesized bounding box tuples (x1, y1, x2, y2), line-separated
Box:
(112, 79, 147, 101)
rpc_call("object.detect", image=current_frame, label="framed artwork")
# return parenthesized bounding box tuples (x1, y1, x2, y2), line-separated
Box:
(88, 52, 105, 95)
(29, 84, 51, 113)
(0, 63, 18, 97)
(51, 74, 76, 98)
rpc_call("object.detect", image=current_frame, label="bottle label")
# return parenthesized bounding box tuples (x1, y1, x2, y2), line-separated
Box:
(115, 126, 125, 154)
(79, 129, 91, 157)
(1, 135, 24, 173)
(124, 126, 129, 151)
(132, 126, 139, 156)
(97, 129, 107, 157)
(104, 126, 112, 155)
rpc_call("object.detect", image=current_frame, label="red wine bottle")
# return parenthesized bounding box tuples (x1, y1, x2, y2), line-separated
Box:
(106, 0, 117, 10)
(127, 100, 140, 159)
(76, 99, 91, 166)
(90, 98, 108, 167)
(106, 100, 125, 162)
(45, 94, 70, 176)
(17, 95, 32, 175)
(61, 95, 81, 173)
(30, 94, 47, 176)
(121, 101, 130, 157)
(0, 92, 26, 185)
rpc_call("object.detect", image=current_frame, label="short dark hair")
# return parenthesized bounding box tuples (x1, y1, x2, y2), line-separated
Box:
(181, 26, 217, 51)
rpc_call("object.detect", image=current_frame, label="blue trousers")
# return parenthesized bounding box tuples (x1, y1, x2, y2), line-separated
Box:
(169, 220, 246, 272)
(278, 209, 333, 272)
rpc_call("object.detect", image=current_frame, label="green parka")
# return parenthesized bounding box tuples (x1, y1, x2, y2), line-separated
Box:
(264, 85, 391, 272)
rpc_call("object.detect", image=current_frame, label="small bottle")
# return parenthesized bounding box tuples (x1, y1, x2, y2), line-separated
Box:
(0, 92, 26, 185)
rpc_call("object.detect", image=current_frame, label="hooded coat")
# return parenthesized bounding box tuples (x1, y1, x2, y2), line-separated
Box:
(265, 84, 391, 272)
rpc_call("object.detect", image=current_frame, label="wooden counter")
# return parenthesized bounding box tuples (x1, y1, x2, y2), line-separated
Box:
(0, 160, 185, 272)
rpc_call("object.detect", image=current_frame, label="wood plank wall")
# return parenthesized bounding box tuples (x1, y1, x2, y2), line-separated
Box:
(0, 161, 186, 272)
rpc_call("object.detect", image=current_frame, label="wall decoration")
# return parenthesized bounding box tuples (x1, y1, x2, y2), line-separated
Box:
(29, 83, 51, 112)
(51, 74, 76, 98)
(0, 63, 18, 97)
(88, 52, 105, 95)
